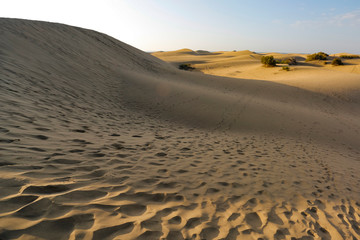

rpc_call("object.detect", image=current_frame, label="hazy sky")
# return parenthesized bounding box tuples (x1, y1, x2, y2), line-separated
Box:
(1, 0, 360, 53)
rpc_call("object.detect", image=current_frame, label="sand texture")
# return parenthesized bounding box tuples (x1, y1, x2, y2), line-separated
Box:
(1, 18, 360, 240)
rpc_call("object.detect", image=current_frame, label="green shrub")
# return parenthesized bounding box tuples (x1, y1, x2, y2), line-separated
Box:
(340, 55, 359, 59)
(261, 56, 276, 67)
(179, 63, 195, 70)
(331, 58, 343, 66)
(282, 66, 290, 71)
(306, 52, 328, 61)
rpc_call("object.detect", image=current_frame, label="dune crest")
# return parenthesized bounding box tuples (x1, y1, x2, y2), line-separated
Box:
(1, 18, 359, 240)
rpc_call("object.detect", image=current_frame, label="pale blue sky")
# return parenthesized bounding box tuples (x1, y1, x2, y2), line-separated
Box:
(1, 0, 360, 53)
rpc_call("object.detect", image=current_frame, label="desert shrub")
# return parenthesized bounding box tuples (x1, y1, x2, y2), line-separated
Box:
(261, 56, 276, 67)
(282, 66, 290, 71)
(331, 58, 343, 66)
(306, 52, 328, 61)
(278, 57, 297, 65)
(179, 63, 195, 71)
(340, 55, 359, 59)
(284, 57, 297, 65)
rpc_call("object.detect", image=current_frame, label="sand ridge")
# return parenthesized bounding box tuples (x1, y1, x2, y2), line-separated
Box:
(1, 18, 360, 240)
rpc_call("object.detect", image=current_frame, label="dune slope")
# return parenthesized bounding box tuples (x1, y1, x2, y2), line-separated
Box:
(0, 18, 359, 240)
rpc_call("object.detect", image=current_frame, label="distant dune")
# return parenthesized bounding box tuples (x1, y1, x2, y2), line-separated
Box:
(153, 49, 360, 94)
(1, 18, 360, 240)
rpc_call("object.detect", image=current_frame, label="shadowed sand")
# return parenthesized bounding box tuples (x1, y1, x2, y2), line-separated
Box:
(0, 18, 360, 240)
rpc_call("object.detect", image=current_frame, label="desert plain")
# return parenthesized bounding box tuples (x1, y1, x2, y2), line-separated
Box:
(0, 18, 360, 240)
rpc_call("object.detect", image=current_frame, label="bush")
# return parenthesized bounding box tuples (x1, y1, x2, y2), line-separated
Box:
(306, 52, 328, 61)
(331, 58, 343, 66)
(340, 55, 359, 59)
(282, 66, 290, 71)
(179, 63, 195, 71)
(261, 56, 276, 67)
(284, 57, 297, 65)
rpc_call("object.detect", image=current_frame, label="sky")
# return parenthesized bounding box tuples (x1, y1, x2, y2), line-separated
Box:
(1, 0, 360, 53)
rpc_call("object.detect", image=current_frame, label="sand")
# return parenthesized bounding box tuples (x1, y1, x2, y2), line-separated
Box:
(152, 49, 360, 95)
(0, 18, 359, 240)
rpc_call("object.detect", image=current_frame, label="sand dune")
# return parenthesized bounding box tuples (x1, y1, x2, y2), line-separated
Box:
(1, 18, 360, 240)
(152, 49, 360, 93)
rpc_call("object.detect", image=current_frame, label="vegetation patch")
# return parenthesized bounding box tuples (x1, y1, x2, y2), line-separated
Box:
(276, 58, 297, 65)
(284, 57, 297, 65)
(306, 52, 328, 61)
(340, 55, 359, 59)
(261, 56, 276, 67)
(331, 58, 343, 66)
(282, 66, 290, 71)
(179, 63, 195, 71)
